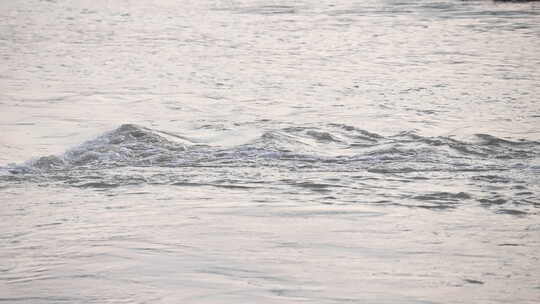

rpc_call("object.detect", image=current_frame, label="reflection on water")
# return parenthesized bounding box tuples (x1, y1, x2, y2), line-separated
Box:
(1, 0, 539, 303)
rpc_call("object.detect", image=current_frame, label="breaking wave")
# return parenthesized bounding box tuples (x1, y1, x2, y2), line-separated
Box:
(1, 124, 538, 213)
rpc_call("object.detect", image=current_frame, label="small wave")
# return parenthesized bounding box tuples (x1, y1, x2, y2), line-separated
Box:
(237, 5, 300, 15)
(20, 124, 193, 171)
(496, 209, 528, 216)
(10, 124, 538, 175)
(75, 182, 120, 189)
(1, 123, 538, 214)
(171, 181, 257, 190)
(412, 192, 472, 202)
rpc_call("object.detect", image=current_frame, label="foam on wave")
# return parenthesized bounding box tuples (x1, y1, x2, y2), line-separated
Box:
(1, 124, 538, 213)
(17, 124, 193, 172)
(4, 123, 537, 174)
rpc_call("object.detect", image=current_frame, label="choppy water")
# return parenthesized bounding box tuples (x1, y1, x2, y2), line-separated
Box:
(1, 0, 539, 303)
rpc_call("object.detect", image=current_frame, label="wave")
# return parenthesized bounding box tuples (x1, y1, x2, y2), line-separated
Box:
(1, 124, 538, 214)
(3, 123, 538, 173)
(11, 124, 195, 171)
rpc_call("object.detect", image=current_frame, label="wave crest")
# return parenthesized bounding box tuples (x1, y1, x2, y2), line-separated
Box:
(4, 123, 539, 174)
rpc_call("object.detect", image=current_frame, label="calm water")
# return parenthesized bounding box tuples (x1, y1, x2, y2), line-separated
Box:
(1, 0, 539, 303)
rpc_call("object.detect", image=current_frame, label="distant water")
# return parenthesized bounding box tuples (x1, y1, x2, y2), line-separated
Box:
(1, 1, 539, 303)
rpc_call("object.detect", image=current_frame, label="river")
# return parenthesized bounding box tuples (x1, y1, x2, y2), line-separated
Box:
(1, 0, 539, 303)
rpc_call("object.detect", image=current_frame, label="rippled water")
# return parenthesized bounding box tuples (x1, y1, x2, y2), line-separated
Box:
(1, 0, 539, 303)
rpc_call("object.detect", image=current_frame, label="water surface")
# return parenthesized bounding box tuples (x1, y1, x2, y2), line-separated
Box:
(1, 0, 539, 303)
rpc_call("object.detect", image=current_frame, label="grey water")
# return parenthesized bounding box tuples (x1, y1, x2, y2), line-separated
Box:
(1, 0, 539, 303)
